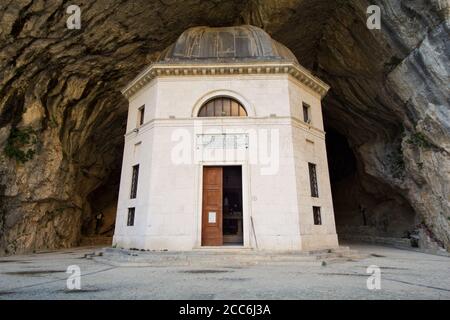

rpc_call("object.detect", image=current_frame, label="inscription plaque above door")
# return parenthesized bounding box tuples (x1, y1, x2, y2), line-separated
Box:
(196, 134, 249, 150)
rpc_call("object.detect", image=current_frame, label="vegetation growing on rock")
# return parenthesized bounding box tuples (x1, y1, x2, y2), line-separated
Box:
(4, 127, 37, 163)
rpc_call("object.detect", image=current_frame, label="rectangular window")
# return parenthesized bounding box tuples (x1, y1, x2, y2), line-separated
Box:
(313, 206, 322, 225)
(138, 105, 145, 126)
(303, 102, 310, 123)
(127, 208, 135, 226)
(130, 164, 139, 199)
(308, 162, 319, 197)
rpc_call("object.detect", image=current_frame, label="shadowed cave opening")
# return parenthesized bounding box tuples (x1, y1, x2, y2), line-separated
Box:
(82, 164, 121, 241)
(325, 127, 417, 244)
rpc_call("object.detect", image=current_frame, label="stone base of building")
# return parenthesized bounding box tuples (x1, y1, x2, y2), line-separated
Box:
(113, 233, 339, 252)
(93, 245, 364, 268)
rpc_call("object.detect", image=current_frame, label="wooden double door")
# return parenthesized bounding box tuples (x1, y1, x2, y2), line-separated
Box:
(202, 166, 244, 246)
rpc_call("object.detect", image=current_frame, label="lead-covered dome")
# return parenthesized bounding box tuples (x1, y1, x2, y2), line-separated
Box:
(156, 25, 299, 64)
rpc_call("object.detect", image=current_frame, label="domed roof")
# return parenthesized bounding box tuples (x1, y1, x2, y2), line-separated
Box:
(156, 25, 299, 64)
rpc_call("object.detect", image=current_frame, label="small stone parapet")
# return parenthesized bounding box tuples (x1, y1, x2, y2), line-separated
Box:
(338, 234, 450, 257)
(339, 234, 412, 247)
(89, 247, 368, 267)
(80, 236, 113, 247)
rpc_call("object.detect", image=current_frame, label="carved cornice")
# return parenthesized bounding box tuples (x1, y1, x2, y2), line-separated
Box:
(121, 62, 330, 99)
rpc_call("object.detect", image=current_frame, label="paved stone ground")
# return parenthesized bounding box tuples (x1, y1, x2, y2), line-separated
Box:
(0, 243, 449, 299)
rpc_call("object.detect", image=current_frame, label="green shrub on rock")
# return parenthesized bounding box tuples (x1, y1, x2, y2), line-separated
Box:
(4, 127, 37, 163)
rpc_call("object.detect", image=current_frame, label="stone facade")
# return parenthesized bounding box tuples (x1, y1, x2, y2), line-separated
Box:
(113, 26, 338, 251)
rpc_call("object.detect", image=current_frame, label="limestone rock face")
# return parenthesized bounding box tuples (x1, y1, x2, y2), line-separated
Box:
(0, 0, 448, 254)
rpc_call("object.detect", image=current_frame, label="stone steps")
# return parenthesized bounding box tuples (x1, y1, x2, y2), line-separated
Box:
(91, 246, 368, 267)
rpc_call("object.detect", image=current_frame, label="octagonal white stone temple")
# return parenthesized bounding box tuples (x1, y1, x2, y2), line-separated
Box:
(113, 25, 339, 251)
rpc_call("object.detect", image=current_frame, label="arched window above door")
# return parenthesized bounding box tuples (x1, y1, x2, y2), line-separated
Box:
(198, 97, 248, 117)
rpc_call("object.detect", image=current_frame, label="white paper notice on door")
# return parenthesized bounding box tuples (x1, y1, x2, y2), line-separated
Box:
(208, 212, 216, 223)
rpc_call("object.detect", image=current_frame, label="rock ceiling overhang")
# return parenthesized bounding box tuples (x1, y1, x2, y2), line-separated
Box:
(121, 61, 330, 99)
